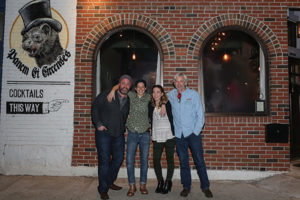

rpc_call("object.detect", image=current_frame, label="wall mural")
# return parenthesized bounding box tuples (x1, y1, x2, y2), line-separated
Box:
(0, 0, 76, 174)
(2, 0, 73, 115)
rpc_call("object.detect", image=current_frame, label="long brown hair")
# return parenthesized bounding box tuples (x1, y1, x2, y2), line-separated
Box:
(151, 85, 168, 107)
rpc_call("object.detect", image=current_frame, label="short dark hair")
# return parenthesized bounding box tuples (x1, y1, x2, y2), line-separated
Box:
(135, 79, 147, 88)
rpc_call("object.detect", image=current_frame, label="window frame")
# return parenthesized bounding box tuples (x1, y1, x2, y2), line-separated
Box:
(92, 26, 164, 97)
(199, 26, 270, 116)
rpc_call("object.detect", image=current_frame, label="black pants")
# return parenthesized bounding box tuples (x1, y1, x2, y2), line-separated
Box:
(153, 138, 176, 181)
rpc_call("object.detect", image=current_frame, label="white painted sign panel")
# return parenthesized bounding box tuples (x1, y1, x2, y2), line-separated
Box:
(0, 0, 76, 175)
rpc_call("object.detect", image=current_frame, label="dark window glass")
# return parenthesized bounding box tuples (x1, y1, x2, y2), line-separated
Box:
(290, 58, 300, 86)
(99, 30, 158, 93)
(288, 21, 296, 47)
(203, 30, 261, 114)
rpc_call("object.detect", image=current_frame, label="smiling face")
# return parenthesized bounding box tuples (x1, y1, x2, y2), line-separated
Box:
(174, 75, 186, 93)
(152, 86, 163, 103)
(135, 82, 146, 97)
(119, 78, 131, 95)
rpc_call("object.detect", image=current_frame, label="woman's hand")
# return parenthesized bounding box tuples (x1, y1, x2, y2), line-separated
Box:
(107, 90, 116, 102)
(107, 84, 120, 102)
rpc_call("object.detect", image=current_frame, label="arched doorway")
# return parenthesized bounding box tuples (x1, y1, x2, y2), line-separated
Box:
(95, 28, 162, 94)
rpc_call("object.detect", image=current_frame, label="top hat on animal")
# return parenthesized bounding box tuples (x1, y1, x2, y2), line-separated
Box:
(19, 0, 62, 35)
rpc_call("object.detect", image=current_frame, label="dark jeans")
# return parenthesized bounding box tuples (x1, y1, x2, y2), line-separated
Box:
(95, 130, 125, 193)
(153, 138, 175, 181)
(176, 133, 210, 190)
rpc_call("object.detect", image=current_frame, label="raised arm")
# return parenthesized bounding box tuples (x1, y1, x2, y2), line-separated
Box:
(160, 103, 167, 116)
(107, 84, 120, 102)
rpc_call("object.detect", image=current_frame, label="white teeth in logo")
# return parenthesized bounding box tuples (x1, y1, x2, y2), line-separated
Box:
(30, 49, 36, 55)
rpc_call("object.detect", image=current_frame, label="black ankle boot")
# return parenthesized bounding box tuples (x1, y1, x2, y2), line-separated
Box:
(155, 180, 164, 193)
(161, 180, 172, 194)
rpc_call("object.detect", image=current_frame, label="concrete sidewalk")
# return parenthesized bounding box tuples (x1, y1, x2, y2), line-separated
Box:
(1, 172, 300, 200)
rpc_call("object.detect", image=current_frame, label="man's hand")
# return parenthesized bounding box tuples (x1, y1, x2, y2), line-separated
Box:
(160, 104, 167, 116)
(97, 126, 108, 131)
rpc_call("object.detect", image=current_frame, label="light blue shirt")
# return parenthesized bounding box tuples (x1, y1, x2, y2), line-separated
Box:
(167, 87, 205, 138)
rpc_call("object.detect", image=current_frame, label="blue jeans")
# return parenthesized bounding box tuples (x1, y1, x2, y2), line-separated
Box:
(176, 133, 210, 190)
(126, 131, 150, 185)
(95, 130, 125, 193)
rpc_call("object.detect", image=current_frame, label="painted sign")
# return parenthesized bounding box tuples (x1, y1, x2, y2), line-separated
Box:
(1, 0, 73, 115)
(8, 0, 71, 79)
(0, 0, 76, 173)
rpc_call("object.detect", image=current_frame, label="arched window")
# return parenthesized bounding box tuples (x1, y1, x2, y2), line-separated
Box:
(95, 29, 161, 94)
(202, 30, 267, 115)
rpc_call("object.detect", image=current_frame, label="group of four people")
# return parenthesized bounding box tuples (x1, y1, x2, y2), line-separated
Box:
(91, 72, 213, 200)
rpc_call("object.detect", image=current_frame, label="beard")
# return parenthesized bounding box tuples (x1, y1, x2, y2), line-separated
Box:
(119, 87, 129, 95)
(176, 86, 184, 92)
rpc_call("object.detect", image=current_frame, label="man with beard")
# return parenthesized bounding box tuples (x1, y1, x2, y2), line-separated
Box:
(92, 75, 132, 200)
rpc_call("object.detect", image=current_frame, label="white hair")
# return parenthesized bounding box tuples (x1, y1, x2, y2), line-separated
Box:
(174, 72, 188, 83)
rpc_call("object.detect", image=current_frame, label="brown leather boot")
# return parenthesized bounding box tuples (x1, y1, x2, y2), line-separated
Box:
(127, 184, 136, 197)
(140, 184, 148, 194)
(109, 183, 122, 190)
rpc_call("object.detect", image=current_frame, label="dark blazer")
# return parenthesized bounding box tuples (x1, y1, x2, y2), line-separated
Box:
(91, 90, 130, 137)
(148, 101, 174, 135)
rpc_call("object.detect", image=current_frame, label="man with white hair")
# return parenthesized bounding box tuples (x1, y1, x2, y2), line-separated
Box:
(167, 72, 213, 198)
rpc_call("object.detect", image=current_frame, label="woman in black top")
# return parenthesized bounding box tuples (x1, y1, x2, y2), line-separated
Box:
(148, 85, 175, 194)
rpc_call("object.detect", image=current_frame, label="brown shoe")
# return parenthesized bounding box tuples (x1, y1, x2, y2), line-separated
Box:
(202, 188, 213, 198)
(127, 185, 136, 197)
(100, 192, 109, 200)
(140, 184, 148, 194)
(180, 188, 190, 197)
(109, 183, 122, 190)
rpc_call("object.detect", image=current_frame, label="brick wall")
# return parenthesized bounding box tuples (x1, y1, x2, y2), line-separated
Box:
(72, 0, 298, 171)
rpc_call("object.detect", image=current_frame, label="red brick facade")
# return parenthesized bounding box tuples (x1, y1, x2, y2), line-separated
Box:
(72, 0, 298, 171)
